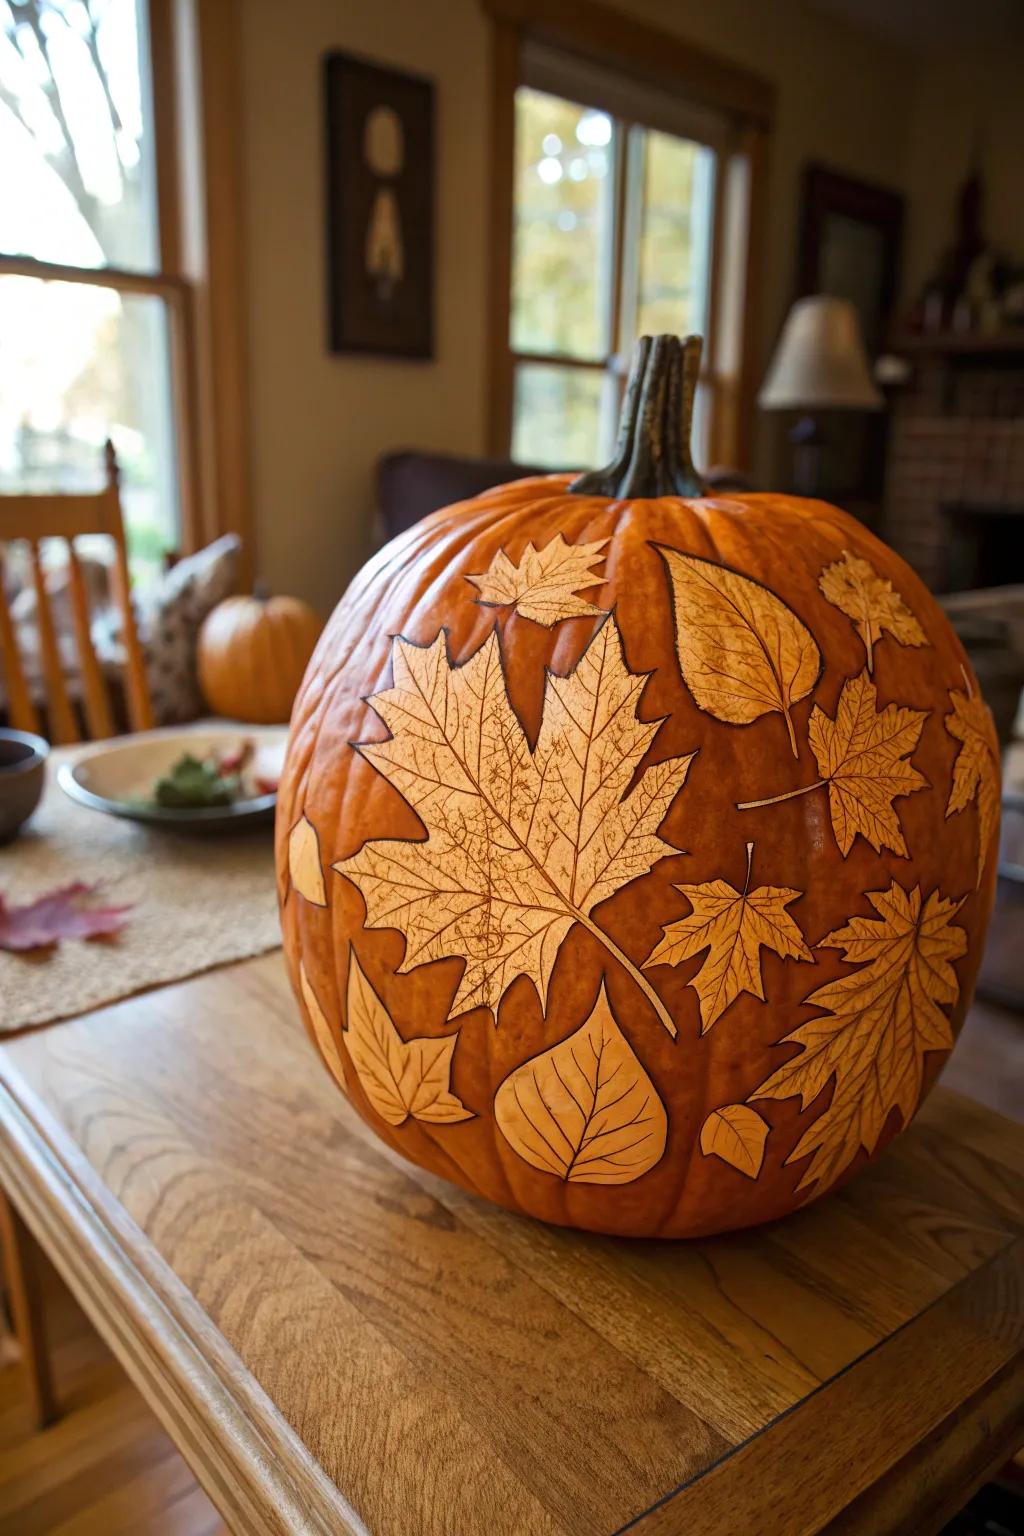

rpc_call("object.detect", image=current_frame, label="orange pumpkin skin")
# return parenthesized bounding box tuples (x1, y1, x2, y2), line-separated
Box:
(276, 346, 998, 1240)
(199, 593, 323, 724)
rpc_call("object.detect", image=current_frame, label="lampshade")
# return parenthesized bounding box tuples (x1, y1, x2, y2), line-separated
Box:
(758, 296, 883, 411)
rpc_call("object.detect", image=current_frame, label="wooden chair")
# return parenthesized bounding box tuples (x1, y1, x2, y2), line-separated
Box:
(0, 443, 153, 1424)
(0, 441, 154, 744)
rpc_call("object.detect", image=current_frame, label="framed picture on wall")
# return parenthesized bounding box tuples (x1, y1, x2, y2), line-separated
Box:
(796, 164, 904, 502)
(323, 52, 435, 359)
(797, 163, 904, 352)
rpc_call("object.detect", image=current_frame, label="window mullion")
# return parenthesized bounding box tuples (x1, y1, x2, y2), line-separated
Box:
(0, 253, 184, 299)
(605, 117, 628, 370)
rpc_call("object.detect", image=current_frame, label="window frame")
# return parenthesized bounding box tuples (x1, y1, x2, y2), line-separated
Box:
(0, 0, 249, 573)
(484, 0, 774, 474)
(509, 93, 721, 467)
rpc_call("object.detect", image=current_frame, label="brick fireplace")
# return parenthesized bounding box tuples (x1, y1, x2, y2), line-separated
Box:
(884, 341, 1024, 593)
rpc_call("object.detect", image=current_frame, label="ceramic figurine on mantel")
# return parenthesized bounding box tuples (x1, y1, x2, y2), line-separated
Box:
(276, 332, 999, 1240)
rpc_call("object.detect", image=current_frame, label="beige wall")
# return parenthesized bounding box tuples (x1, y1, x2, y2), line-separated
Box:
(240, 0, 914, 613)
(241, 0, 490, 615)
(902, 35, 1024, 304)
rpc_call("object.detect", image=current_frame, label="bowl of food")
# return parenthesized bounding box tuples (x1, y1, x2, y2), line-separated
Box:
(0, 728, 49, 844)
(58, 727, 286, 831)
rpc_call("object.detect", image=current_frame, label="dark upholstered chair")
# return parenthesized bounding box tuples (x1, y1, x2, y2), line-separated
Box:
(377, 450, 548, 543)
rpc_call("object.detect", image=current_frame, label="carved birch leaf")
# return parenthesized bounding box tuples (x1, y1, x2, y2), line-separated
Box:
(335, 617, 693, 1032)
(750, 881, 966, 1195)
(299, 963, 348, 1094)
(344, 950, 473, 1127)
(945, 684, 1000, 887)
(808, 672, 929, 856)
(466, 534, 609, 625)
(659, 548, 820, 756)
(819, 550, 927, 672)
(289, 814, 327, 906)
(645, 843, 812, 1032)
(494, 985, 667, 1184)
(700, 1103, 770, 1178)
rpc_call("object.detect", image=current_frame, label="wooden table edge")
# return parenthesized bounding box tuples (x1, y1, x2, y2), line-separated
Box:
(0, 1059, 368, 1536)
(623, 1238, 1024, 1536)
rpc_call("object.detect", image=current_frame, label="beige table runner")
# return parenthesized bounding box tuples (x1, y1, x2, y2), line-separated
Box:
(0, 747, 282, 1034)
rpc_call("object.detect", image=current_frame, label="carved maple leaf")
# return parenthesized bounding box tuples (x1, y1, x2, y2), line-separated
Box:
(945, 681, 1000, 887)
(738, 671, 928, 857)
(466, 534, 609, 625)
(645, 842, 812, 1032)
(344, 950, 473, 1127)
(750, 881, 965, 1195)
(335, 616, 693, 1033)
(494, 984, 667, 1184)
(819, 550, 927, 672)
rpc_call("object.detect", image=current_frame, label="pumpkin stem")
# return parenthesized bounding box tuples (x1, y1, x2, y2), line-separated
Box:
(569, 333, 706, 499)
(252, 579, 271, 602)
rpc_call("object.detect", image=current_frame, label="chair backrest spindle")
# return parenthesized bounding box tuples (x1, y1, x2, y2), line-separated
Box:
(66, 540, 115, 740)
(0, 443, 154, 742)
(28, 538, 78, 745)
(0, 543, 41, 735)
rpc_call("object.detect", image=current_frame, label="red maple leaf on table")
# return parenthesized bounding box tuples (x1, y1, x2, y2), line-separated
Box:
(0, 883, 131, 953)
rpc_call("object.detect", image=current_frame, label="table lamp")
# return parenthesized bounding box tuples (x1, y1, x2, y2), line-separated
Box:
(759, 295, 883, 496)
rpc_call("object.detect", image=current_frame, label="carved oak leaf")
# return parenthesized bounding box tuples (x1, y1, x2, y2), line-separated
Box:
(945, 683, 1000, 887)
(344, 949, 473, 1127)
(494, 984, 667, 1184)
(645, 842, 812, 1032)
(659, 548, 821, 757)
(819, 549, 927, 672)
(700, 1103, 770, 1179)
(288, 813, 327, 905)
(750, 881, 966, 1195)
(299, 963, 348, 1094)
(738, 671, 928, 858)
(466, 534, 609, 625)
(335, 616, 693, 1034)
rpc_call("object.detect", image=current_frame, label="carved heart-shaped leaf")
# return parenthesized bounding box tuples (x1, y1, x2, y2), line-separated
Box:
(494, 985, 667, 1185)
(700, 1103, 770, 1178)
(289, 813, 327, 906)
(659, 548, 821, 757)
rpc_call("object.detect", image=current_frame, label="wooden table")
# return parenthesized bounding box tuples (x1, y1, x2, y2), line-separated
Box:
(0, 953, 1021, 1536)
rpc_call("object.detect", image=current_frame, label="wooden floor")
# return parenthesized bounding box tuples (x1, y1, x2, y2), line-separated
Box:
(0, 997, 1018, 1536)
(0, 1260, 226, 1536)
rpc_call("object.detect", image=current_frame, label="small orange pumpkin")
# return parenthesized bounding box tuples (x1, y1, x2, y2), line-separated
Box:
(198, 588, 323, 724)
(276, 335, 999, 1238)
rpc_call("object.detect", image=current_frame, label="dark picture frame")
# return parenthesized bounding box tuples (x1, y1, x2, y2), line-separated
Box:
(796, 164, 904, 502)
(323, 52, 435, 359)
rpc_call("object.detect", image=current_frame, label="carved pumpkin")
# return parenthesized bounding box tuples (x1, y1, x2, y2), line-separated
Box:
(198, 589, 323, 725)
(276, 335, 999, 1238)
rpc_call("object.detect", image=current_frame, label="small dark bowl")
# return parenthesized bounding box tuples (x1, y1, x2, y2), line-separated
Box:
(0, 729, 49, 844)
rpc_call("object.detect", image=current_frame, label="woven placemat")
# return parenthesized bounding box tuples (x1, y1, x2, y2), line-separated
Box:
(0, 746, 282, 1034)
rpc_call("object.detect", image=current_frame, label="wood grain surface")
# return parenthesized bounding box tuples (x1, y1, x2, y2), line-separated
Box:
(0, 1251, 228, 1536)
(0, 952, 1021, 1536)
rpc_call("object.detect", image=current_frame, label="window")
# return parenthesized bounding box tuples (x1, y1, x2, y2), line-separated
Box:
(511, 85, 716, 467)
(489, 24, 769, 477)
(0, 0, 182, 572)
(0, 0, 248, 584)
